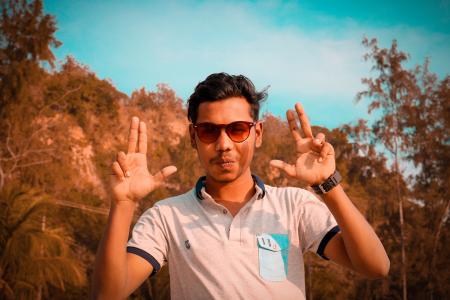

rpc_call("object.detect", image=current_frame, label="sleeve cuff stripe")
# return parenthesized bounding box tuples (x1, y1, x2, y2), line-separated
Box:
(317, 225, 341, 260)
(127, 246, 161, 276)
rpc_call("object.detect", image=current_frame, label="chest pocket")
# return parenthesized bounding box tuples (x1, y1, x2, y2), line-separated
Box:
(256, 233, 290, 281)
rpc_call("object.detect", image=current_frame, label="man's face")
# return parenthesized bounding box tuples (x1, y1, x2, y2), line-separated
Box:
(189, 96, 263, 183)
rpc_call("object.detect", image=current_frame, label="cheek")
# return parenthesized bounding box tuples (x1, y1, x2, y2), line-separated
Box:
(239, 141, 255, 164)
(196, 145, 213, 167)
(196, 147, 207, 161)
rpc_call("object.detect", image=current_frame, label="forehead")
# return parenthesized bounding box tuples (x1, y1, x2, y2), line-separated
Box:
(197, 97, 253, 123)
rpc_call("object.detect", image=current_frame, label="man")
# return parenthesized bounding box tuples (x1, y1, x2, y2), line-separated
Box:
(93, 73, 390, 299)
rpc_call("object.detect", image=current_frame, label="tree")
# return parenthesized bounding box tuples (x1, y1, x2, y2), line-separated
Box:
(357, 37, 419, 300)
(343, 120, 408, 299)
(0, 183, 85, 299)
(0, 0, 60, 115)
(357, 37, 450, 299)
(400, 61, 450, 299)
(0, 0, 62, 190)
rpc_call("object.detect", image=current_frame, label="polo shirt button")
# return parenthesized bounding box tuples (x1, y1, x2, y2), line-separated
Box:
(222, 209, 227, 214)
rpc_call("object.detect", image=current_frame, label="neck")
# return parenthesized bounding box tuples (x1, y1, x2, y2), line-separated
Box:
(205, 170, 255, 204)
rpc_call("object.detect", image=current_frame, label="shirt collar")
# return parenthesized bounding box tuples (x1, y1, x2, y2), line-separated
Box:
(195, 174, 266, 201)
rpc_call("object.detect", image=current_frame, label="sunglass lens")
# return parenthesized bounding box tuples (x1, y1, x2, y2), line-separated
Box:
(197, 124, 220, 143)
(227, 122, 251, 142)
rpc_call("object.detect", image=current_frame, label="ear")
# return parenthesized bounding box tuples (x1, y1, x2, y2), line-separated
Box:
(189, 125, 197, 149)
(255, 121, 263, 148)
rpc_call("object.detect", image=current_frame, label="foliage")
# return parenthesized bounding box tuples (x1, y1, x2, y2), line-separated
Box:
(44, 56, 125, 129)
(357, 37, 450, 299)
(0, 184, 85, 299)
(0, 0, 60, 116)
(1, 1, 449, 298)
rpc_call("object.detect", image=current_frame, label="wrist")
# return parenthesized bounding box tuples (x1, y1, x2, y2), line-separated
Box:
(313, 172, 333, 186)
(311, 170, 342, 194)
(111, 198, 137, 212)
(321, 183, 343, 199)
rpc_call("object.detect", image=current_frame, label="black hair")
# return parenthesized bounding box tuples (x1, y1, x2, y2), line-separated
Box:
(187, 73, 267, 123)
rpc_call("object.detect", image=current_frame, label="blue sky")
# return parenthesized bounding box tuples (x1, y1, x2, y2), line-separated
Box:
(44, 0, 449, 129)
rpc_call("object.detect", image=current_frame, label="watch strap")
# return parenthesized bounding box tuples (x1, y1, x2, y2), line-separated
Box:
(311, 170, 342, 194)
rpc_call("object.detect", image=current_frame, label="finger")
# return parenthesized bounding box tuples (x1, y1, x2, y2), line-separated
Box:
(295, 103, 313, 138)
(138, 121, 147, 154)
(127, 116, 139, 154)
(269, 160, 296, 177)
(319, 142, 334, 162)
(313, 133, 326, 152)
(112, 161, 125, 180)
(117, 151, 130, 177)
(286, 110, 302, 141)
(153, 165, 178, 186)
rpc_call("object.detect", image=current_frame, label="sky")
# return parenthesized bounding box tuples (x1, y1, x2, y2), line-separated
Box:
(44, 0, 449, 129)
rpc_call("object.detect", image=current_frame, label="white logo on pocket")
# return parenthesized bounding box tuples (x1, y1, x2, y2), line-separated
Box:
(256, 233, 289, 282)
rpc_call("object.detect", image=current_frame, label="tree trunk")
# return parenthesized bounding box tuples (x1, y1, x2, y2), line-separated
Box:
(394, 142, 407, 300)
(428, 199, 449, 299)
(36, 215, 46, 300)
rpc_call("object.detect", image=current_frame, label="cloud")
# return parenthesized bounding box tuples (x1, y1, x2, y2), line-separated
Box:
(49, 0, 449, 128)
(91, 1, 370, 99)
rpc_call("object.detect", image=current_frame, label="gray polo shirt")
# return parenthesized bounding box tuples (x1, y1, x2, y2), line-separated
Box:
(127, 175, 340, 299)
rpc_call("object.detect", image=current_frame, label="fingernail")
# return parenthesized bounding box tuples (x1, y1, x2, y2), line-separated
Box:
(319, 157, 323, 162)
(125, 171, 131, 177)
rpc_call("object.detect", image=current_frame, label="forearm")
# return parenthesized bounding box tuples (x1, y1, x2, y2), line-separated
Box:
(322, 185, 390, 277)
(92, 201, 136, 299)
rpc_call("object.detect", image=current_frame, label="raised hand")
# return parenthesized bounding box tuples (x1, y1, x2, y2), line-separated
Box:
(110, 117, 177, 203)
(270, 103, 335, 185)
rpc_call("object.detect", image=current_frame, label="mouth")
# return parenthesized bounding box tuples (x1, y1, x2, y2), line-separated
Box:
(213, 158, 236, 168)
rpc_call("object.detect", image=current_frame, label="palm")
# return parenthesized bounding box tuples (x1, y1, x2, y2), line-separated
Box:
(111, 153, 151, 201)
(294, 143, 335, 184)
(111, 117, 177, 203)
(270, 103, 336, 186)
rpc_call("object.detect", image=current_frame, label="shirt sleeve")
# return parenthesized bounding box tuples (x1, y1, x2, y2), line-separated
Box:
(127, 204, 168, 276)
(298, 190, 340, 260)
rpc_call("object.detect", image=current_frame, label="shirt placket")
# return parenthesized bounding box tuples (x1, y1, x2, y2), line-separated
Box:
(200, 191, 234, 240)
(200, 187, 263, 243)
(228, 192, 261, 244)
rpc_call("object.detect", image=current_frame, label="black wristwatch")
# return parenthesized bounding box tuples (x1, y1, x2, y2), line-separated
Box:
(311, 170, 342, 194)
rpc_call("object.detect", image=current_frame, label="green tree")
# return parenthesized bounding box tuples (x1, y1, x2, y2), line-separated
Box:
(252, 113, 294, 186)
(357, 37, 450, 299)
(357, 37, 418, 300)
(0, 0, 62, 190)
(0, 0, 60, 115)
(343, 120, 409, 299)
(400, 61, 450, 299)
(0, 184, 85, 299)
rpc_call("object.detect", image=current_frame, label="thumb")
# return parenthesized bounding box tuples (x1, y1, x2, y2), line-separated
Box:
(270, 160, 296, 177)
(153, 165, 178, 186)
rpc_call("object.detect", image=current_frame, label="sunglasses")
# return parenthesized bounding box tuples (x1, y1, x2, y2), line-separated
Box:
(192, 121, 257, 143)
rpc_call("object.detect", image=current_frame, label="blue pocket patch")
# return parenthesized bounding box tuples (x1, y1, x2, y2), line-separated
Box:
(256, 233, 289, 281)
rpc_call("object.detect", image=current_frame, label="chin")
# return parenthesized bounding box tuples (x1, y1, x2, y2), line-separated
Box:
(208, 170, 240, 183)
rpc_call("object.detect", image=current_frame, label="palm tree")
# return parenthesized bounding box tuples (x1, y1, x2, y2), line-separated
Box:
(0, 184, 86, 299)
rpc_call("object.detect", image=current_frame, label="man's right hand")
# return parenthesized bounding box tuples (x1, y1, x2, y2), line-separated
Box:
(111, 116, 177, 203)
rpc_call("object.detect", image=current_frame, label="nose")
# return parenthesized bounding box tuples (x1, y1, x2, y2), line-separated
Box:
(215, 128, 233, 151)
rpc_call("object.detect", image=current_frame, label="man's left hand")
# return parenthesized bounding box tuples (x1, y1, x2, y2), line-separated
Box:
(270, 103, 335, 185)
